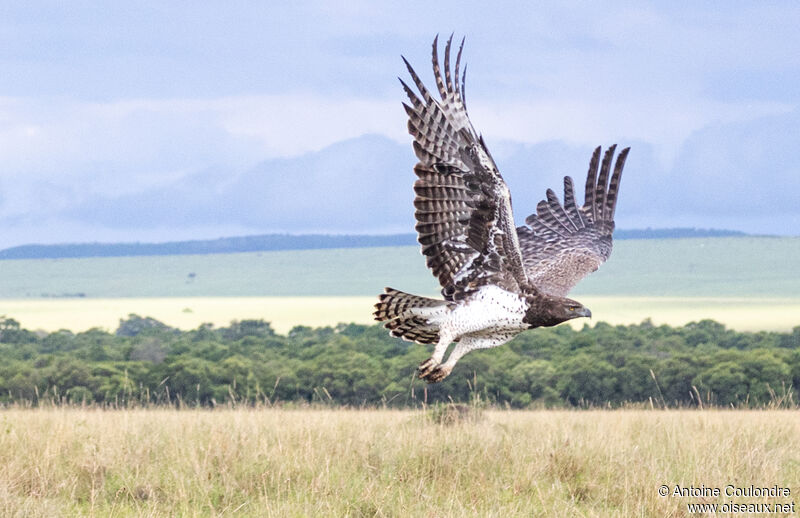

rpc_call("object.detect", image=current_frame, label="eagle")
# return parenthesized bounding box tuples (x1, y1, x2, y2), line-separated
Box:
(374, 36, 630, 383)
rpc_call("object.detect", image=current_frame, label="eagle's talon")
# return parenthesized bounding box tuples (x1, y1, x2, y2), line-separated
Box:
(418, 357, 438, 378)
(423, 365, 452, 384)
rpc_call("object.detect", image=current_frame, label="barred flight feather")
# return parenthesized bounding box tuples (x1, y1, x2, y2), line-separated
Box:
(562, 176, 586, 228)
(593, 145, 616, 222)
(606, 148, 628, 220)
(583, 146, 600, 220)
(401, 36, 528, 300)
(546, 189, 577, 232)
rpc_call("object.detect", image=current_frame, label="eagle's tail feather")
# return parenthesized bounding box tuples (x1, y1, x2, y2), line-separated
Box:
(373, 287, 450, 345)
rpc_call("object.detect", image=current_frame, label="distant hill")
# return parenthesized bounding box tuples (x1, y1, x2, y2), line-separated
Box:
(0, 234, 418, 260)
(613, 228, 747, 239)
(0, 228, 748, 260)
(0, 228, 747, 259)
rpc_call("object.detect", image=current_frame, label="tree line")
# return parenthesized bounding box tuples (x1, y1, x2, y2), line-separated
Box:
(0, 315, 798, 408)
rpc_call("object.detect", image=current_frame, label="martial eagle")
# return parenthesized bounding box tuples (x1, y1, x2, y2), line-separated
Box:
(374, 36, 630, 383)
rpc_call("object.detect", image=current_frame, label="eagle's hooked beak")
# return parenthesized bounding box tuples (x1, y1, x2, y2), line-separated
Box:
(578, 306, 592, 318)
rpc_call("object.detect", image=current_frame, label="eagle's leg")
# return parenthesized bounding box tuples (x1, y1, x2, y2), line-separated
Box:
(422, 338, 470, 383)
(423, 336, 503, 384)
(418, 329, 454, 379)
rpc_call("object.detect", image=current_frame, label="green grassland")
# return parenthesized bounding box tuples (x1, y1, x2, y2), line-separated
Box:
(1, 237, 799, 298)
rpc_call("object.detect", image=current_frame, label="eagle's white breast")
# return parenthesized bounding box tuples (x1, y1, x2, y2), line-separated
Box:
(446, 285, 529, 341)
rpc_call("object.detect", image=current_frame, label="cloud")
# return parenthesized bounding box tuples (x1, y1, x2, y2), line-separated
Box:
(0, 95, 407, 223)
(1, 2, 799, 247)
(36, 104, 800, 247)
(468, 98, 791, 168)
(0, 94, 798, 247)
(64, 134, 416, 235)
(668, 106, 800, 229)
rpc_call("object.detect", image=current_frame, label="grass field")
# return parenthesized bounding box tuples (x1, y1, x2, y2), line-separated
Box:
(1, 407, 798, 517)
(2, 295, 800, 334)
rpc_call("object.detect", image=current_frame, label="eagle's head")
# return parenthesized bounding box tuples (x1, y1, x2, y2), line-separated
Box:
(523, 294, 591, 328)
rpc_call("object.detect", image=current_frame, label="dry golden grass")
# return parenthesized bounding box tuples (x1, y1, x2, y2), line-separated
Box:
(0, 408, 798, 517)
(3, 295, 800, 334)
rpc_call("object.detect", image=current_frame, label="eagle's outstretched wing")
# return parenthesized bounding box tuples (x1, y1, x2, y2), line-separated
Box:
(403, 35, 528, 301)
(517, 145, 630, 297)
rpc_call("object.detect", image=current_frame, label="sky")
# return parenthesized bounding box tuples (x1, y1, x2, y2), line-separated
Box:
(0, 1, 799, 248)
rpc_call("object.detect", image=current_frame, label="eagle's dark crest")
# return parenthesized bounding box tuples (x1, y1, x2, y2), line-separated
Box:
(374, 36, 630, 383)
